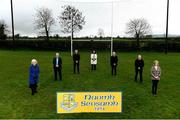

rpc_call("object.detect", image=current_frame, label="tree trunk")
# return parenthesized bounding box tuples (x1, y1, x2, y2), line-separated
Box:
(136, 34, 140, 51)
(45, 25, 49, 41)
(71, 29, 74, 39)
(71, 18, 74, 39)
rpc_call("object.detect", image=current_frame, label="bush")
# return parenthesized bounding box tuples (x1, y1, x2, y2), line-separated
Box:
(0, 34, 7, 40)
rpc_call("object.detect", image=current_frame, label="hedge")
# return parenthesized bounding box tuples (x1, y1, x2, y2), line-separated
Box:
(0, 39, 180, 52)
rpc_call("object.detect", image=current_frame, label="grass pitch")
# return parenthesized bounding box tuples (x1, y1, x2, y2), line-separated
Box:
(0, 50, 179, 119)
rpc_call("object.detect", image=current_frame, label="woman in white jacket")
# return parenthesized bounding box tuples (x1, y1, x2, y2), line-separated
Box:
(91, 50, 97, 70)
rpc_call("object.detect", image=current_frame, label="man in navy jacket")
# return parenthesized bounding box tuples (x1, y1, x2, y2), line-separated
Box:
(73, 50, 80, 74)
(135, 55, 144, 83)
(111, 52, 118, 75)
(53, 53, 62, 81)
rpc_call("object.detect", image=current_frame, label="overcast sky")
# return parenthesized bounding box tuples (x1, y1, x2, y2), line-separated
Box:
(0, 0, 180, 37)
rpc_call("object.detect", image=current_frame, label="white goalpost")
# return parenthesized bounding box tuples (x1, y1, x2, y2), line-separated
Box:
(110, 2, 114, 56)
(60, 1, 114, 56)
(71, 7, 73, 56)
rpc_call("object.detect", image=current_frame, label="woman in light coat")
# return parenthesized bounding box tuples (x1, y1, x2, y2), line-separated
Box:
(90, 50, 97, 70)
(151, 60, 161, 95)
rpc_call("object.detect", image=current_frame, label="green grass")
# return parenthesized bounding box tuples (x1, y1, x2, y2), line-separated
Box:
(0, 50, 179, 119)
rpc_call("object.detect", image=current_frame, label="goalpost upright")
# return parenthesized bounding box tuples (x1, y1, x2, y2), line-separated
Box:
(111, 1, 114, 56)
(71, 6, 73, 56)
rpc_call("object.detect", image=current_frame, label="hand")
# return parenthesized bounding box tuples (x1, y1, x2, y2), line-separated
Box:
(56, 65, 59, 67)
(76, 61, 78, 63)
(138, 67, 140, 70)
(114, 63, 116, 66)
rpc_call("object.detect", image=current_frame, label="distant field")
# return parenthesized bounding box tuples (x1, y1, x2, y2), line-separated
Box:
(6, 37, 178, 41)
(0, 50, 179, 119)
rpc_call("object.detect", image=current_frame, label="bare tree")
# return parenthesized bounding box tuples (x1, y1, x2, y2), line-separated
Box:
(126, 18, 151, 49)
(58, 5, 85, 38)
(0, 20, 8, 40)
(34, 7, 55, 41)
(98, 28, 105, 39)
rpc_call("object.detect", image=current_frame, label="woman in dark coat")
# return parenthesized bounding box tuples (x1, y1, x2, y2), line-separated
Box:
(29, 59, 40, 95)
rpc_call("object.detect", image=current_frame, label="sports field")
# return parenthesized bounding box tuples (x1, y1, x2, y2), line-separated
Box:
(0, 50, 179, 119)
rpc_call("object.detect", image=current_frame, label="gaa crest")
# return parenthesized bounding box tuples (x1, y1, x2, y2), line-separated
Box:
(61, 94, 78, 111)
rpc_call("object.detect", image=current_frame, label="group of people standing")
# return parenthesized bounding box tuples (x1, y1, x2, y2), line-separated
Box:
(29, 50, 161, 96)
(134, 55, 161, 95)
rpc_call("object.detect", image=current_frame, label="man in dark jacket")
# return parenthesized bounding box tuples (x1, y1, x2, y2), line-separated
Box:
(53, 53, 62, 81)
(73, 50, 80, 74)
(111, 52, 118, 75)
(135, 55, 144, 83)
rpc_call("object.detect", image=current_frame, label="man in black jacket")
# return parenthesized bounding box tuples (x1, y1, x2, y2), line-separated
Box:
(53, 53, 62, 81)
(135, 55, 144, 83)
(111, 52, 118, 75)
(73, 50, 80, 74)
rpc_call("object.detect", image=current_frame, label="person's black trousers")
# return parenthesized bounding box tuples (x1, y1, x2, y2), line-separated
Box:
(74, 63, 80, 74)
(91, 64, 96, 70)
(111, 65, 117, 75)
(54, 68, 62, 81)
(30, 84, 37, 95)
(152, 80, 159, 95)
(135, 69, 143, 83)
